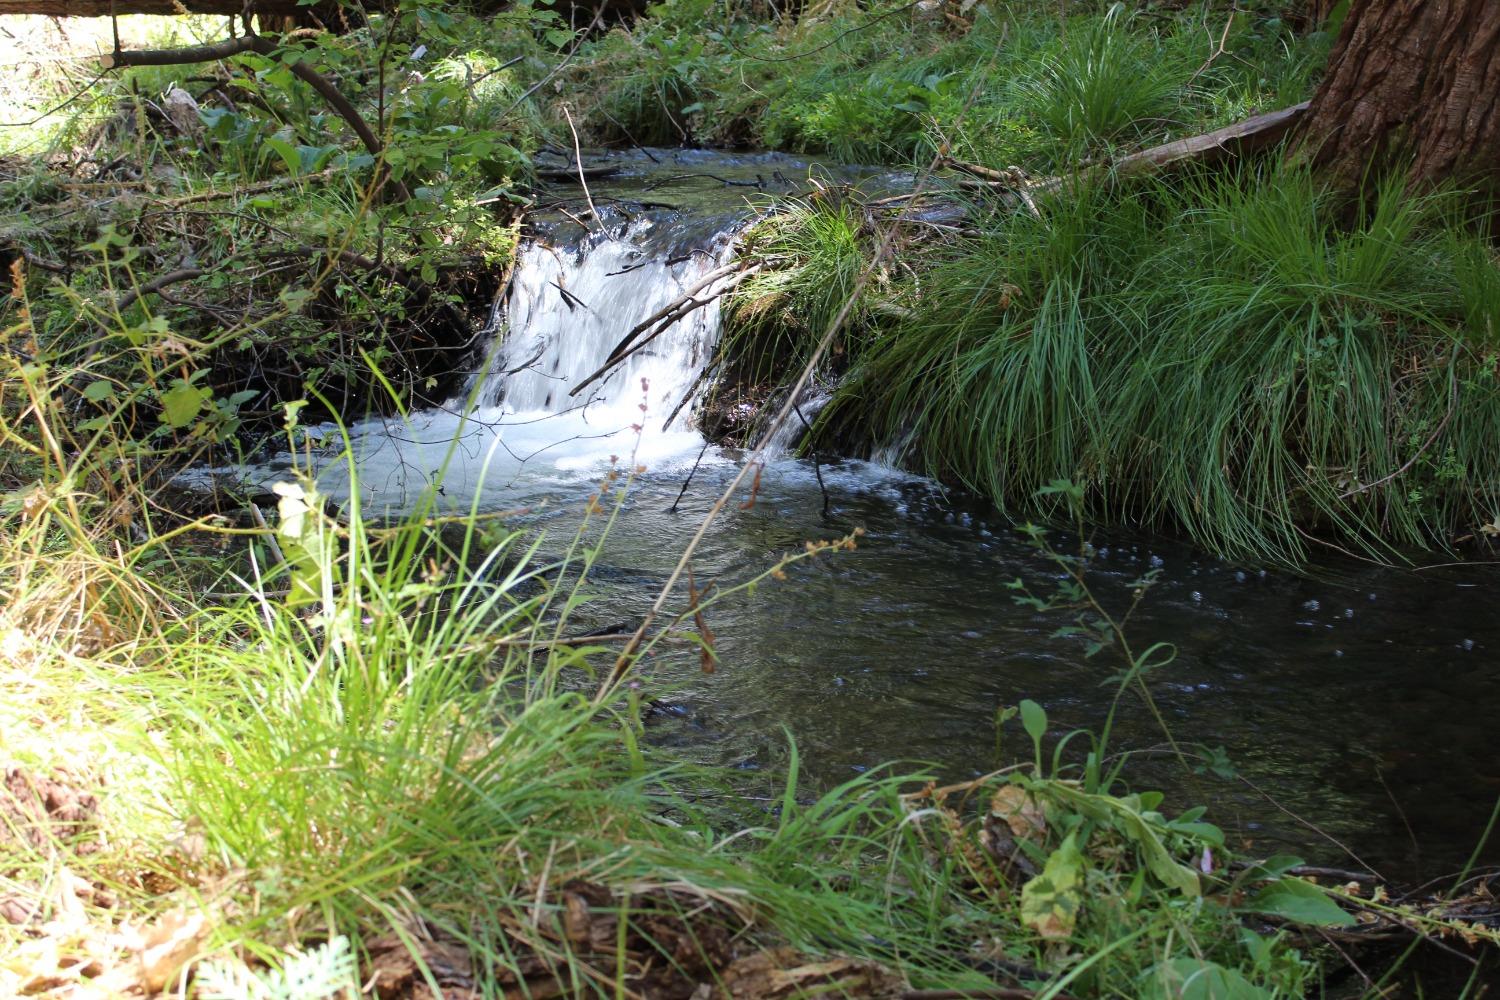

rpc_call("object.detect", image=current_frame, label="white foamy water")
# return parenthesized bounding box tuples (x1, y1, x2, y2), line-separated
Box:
(255, 216, 739, 513)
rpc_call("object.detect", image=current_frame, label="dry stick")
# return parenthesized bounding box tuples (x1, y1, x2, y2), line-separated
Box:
(1187, 11, 1236, 86)
(114, 267, 206, 311)
(591, 153, 949, 705)
(570, 264, 756, 396)
(561, 104, 598, 224)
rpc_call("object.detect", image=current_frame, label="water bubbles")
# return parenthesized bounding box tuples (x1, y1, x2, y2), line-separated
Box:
(943, 512, 955, 524)
(1234, 571, 1247, 583)
(1257, 569, 1268, 579)
(1191, 591, 1203, 603)
(1302, 599, 1320, 611)
(1149, 554, 1164, 568)
(1334, 649, 1344, 657)
(1343, 608, 1354, 619)
(1461, 638, 1475, 651)
(1368, 592, 1378, 601)
(960, 630, 982, 639)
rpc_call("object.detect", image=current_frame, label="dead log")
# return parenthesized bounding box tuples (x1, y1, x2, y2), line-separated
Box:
(1105, 101, 1310, 178)
(944, 102, 1311, 202)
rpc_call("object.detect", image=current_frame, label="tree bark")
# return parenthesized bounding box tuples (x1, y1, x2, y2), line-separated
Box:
(1296, 0, 1500, 191)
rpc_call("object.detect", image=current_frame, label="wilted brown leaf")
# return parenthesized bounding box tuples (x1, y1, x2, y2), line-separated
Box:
(717, 947, 908, 999)
(990, 784, 1045, 841)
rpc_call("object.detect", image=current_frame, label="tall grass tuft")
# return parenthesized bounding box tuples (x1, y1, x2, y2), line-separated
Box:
(810, 163, 1500, 563)
(1023, 4, 1180, 155)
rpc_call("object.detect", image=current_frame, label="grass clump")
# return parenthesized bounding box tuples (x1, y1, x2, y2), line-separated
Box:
(732, 163, 1500, 563)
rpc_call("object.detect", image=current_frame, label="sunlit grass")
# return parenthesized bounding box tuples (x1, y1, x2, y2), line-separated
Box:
(736, 163, 1500, 563)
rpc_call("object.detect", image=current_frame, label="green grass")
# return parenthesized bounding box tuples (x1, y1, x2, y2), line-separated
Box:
(731, 162, 1500, 563)
(552, 1, 1330, 171)
(0, 320, 1341, 996)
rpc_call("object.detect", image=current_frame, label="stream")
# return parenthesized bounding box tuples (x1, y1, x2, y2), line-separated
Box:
(228, 149, 1500, 885)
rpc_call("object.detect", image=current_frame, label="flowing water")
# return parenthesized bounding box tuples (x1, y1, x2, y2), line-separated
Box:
(232, 149, 1499, 885)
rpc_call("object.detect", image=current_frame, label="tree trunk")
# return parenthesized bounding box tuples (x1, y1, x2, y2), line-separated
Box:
(1296, 0, 1500, 191)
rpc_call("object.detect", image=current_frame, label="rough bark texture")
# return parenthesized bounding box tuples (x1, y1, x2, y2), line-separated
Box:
(1298, 0, 1500, 190)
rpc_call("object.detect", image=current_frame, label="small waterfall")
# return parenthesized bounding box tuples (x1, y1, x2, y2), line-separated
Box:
(761, 386, 831, 456)
(219, 149, 910, 512)
(276, 211, 745, 512)
(469, 220, 732, 429)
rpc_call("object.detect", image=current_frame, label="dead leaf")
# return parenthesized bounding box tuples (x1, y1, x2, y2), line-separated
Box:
(135, 909, 209, 992)
(717, 947, 908, 999)
(990, 784, 1045, 841)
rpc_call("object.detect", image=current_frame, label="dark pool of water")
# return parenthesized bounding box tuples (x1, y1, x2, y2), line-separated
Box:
(526, 455, 1500, 886)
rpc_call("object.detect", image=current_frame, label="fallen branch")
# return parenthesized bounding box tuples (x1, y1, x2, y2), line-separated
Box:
(569, 263, 758, 397)
(1099, 101, 1310, 178)
(115, 267, 206, 312)
(943, 102, 1311, 203)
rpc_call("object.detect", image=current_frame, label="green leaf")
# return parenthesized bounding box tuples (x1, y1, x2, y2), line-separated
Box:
(272, 480, 337, 612)
(82, 380, 115, 402)
(159, 380, 210, 428)
(1020, 699, 1047, 743)
(1020, 832, 1084, 941)
(279, 287, 312, 314)
(1142, 958, 1271, 1000)
(262, 136, 301, 174)
(1043, 782, 1201, 896)
(1244, 878, 1356, 927)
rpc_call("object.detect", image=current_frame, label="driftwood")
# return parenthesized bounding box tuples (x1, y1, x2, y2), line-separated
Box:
(945, 101, 1311, 200)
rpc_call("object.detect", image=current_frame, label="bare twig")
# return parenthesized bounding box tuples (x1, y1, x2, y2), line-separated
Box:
(569, 263, 755, 396)
(1187, 12, 1235, 85)
(115, 267, 206, 312)
(561, 105, 598, 224)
